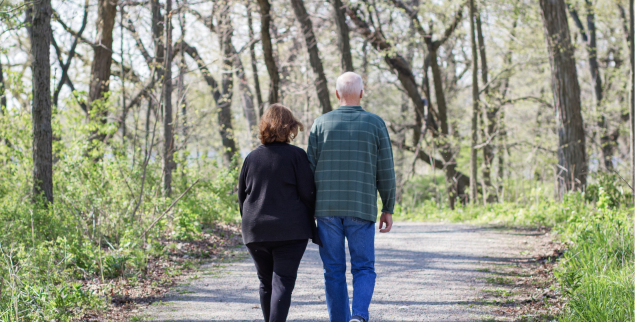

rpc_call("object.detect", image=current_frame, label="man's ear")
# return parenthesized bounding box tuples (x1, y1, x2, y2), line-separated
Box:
(359, 90, 363, 99)
(336, 90, 340, 100)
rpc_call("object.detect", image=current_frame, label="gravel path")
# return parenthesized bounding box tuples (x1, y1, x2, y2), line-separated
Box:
(146, 222, 530, 322)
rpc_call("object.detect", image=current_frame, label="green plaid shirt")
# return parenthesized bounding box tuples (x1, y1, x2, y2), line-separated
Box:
(307, 106, 396, 222)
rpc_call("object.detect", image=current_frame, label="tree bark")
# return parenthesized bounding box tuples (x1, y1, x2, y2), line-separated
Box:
(247, 7, 264, 117)
(257, 0, 280, 104)
(31, 0, 54, 203)
(290, 0, 332, 114)
(330, 0, 353, 72)
(469, 0, 479, 204)
(539, 0, 587, 195)
(88, 0, 118, 143)
(163, 0, 175, 196)
(219, 4, 239, 165)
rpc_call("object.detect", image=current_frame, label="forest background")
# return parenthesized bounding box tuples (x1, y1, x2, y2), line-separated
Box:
(0, 0, 633, 320)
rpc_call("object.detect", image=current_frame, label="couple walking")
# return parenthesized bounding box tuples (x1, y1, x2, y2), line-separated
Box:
(238, 72, 396, 322)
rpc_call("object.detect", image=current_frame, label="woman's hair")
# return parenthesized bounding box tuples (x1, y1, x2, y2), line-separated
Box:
(259, 103, 304, 144)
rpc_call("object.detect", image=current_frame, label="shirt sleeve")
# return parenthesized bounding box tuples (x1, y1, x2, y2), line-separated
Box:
(238, 160, 248, 217)
(376, 121, 396, 213)
(307, 122, 319, 173)
(295, 150, 316, 215)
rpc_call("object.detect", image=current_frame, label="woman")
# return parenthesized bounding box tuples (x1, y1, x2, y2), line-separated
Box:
(238, 103, 320, 322)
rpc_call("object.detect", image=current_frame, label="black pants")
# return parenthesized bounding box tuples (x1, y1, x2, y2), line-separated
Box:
(246, 239, 308, 322)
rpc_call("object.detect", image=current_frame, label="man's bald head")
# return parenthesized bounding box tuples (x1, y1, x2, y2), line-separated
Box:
(335, 72, 363, 105)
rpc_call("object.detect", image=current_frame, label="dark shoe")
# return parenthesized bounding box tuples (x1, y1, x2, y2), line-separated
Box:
(350, 316, 366, 322)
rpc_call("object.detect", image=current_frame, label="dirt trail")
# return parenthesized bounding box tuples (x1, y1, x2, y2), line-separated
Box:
(145, 222, 536, 322)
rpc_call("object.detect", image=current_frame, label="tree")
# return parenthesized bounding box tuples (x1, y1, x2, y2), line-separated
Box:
(469, 0, 479, 204)
(539, 0, 587, 195)
(348, 5, 470, 209)
(0, 59, 6, 113)
(289, 0, 332, 114)
(218, 2, 239, 165)
(388, 0, 467, 207)
(163, 0, 175, 196)
(179, 41, 238, 166)
(330, 0, 353, 72)
(185, 6, 258, 145)
(247, 6, 264, 116)
(629, 0, 634, 208)
(257, 0, 280, 104)
(568, 2, 613, 170)
(88, 0, 118, 143)
(31, 0, 54, 203)
(475, 8, 496, 202)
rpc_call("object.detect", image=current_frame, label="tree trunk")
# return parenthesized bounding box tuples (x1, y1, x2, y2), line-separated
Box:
(476, 10, 496, 202)
(257, 0, 280, 104)
(151, 0, 164, 78)
(539, 0, 587, 195)
(629, 0, 634, 213)
(88, 0, 118, 143)
(247, 7, 264, 117)
(428, 47, 463, 208)
(163, 0, 175, 196)
(218, 5, 238, 165)
(177, 10, 188, 178)
(231, 46, 259, 145)
(0, 59, 6, 112)
(497, 20, 516, 192)
(31, 0, 54, 203)
(469, 0, 479, 204)
(330, 0, 353, 72)
(290, 0, 332, 114)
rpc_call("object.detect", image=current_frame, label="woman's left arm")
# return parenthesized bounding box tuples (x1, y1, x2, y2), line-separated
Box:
(295, 151, 316, 213)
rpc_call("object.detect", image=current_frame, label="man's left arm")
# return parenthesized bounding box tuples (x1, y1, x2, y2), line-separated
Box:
(376, 122, 396, 232)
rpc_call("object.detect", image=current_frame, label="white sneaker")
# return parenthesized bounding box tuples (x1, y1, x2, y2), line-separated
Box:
(350, 316, 366, 322)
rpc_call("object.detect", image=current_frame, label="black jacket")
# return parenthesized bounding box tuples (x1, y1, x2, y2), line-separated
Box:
(238, 142, 321, 245)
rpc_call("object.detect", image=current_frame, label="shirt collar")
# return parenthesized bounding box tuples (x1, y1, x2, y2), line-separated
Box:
(337, 105, 364, 111)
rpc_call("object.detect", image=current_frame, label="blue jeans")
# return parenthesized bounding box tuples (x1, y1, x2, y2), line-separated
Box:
(317, 216, 376, 322)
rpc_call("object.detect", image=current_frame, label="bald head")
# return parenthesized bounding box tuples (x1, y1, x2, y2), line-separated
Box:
(335, 72, 363, 106)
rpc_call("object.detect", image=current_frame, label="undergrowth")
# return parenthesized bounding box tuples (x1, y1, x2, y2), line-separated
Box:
(0, 107, 240, 320)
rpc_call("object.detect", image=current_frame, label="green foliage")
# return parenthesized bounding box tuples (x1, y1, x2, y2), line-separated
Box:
(0, 107, 240, 320)
(584, 173, 631, 209)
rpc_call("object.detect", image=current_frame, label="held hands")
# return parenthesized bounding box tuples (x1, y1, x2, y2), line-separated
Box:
(379, 212, 393, 233)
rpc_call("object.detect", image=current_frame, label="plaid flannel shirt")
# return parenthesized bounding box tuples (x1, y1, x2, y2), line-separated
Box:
(307, 106, 396, 222)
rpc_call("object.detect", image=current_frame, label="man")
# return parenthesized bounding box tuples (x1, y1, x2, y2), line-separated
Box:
(307, 72, 396, 322)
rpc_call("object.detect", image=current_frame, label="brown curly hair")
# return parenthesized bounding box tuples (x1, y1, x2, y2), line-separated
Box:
(259, 104, 304, 144)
